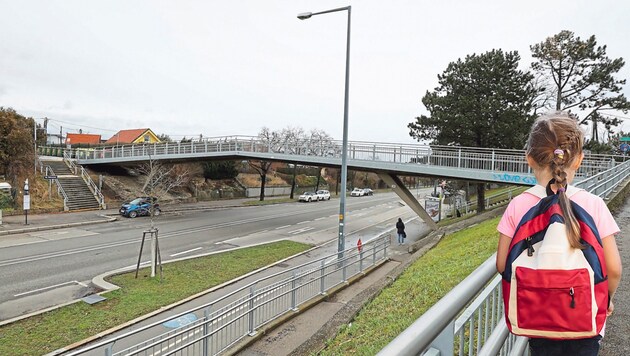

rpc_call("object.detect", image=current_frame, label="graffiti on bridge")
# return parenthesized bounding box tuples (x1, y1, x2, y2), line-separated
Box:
(493, 173, 536, 185)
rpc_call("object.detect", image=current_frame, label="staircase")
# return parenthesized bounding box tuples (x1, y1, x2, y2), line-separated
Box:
(41, 160, 101, 211)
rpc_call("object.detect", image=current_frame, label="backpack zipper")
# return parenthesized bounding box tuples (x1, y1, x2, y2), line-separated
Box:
(569, 287, 575, 308)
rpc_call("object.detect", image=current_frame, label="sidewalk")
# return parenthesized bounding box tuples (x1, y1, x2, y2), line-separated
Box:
(0, 197, 259, 236)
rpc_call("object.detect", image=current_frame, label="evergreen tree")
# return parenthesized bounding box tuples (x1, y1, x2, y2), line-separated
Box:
(531, 30, 630, 141)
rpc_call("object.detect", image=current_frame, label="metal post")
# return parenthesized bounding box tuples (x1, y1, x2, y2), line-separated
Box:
(359, 248, 364, 272)
(248, 285, 256, 336)
(320, 260, 326, 294)
(203, 307, 210, 356)
(291, 270, 298, 311)
(298, 6, 351, 261)
(342, 256, 347, 282)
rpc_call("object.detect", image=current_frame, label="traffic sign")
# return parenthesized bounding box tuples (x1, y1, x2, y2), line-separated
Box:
(44, 175, 58, 180)
(620, 143, 630, 153)
(620, 137, 630, 142)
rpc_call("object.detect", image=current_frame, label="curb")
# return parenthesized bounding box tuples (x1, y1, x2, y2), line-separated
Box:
(0, 215, 117, 236)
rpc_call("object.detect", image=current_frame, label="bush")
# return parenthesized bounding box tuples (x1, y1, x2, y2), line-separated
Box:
(0, 191, 13, 209)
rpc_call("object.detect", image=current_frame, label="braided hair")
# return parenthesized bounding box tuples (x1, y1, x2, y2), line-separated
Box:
(526, 113, 584, 249)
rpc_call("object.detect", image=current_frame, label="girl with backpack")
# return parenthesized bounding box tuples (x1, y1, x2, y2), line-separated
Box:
(495, 113, 622, 355)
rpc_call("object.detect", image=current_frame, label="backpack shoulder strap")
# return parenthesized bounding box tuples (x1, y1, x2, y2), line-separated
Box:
(524, 184, 583, 199)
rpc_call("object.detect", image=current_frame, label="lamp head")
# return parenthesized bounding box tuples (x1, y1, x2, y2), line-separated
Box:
(297, 12, 312, 20)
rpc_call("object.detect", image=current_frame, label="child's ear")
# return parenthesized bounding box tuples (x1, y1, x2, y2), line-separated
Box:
(526, 155, 537, 169)
(571, 152, 584, 170)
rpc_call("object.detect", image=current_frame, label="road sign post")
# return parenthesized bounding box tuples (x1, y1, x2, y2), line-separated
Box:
(23, 179, 30, 225)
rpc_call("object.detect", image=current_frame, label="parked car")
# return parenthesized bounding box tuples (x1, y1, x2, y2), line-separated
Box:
(119, 197, 161, 218)
(316, 190, 331, 201)
(298, 191, 318, 202)
(350, 188, 364, 197)
(362, 188, 374, 196)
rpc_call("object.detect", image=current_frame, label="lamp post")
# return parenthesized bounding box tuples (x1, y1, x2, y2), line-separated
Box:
(298, 6, 351, 260)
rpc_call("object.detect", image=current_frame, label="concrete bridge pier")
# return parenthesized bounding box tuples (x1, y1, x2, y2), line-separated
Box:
(377, 173, 438, 230)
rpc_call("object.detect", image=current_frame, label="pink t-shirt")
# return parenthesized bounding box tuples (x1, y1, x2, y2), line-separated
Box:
(498, 186, 620, 239)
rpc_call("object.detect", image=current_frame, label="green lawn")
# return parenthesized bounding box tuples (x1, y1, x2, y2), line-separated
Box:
(319, 217, 501, 355)
(0, 240, 311, 356)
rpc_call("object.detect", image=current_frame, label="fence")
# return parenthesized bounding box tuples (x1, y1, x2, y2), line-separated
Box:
(378, 161, 630, 356)
(66, 233, 391, 356)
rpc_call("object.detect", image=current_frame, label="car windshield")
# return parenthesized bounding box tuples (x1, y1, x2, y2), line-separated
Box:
(129, 198, 144, 205)
(303, 192, 313, 195)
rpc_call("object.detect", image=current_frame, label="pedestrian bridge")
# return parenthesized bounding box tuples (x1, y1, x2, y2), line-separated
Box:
(73, 135, 619, 187)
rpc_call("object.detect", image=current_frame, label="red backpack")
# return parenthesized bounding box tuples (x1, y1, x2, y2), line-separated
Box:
(501, 185, 608, 339)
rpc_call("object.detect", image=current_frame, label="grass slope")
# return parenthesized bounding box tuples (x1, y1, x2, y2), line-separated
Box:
(320, 217, 501, 355)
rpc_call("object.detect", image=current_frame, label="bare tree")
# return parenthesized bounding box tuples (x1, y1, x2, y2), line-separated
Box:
(134, 156, 189, 279)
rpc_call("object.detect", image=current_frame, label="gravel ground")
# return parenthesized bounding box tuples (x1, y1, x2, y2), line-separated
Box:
(600, 203, 630, 355)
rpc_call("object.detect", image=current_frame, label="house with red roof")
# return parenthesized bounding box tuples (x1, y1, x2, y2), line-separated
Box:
(66, 133, 102, 145)
(105, 128, 161, 145)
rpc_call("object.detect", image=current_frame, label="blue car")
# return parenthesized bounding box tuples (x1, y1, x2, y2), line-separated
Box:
(119, 197, 161, 218)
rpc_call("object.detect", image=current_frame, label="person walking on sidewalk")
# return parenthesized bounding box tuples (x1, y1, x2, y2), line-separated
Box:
(396, 218, 406, 245)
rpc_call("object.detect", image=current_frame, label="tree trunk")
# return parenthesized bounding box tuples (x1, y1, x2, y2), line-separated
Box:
(290, 164, 297, 199)
(476, 183, 485, 213)
(260, 172, 266, 201)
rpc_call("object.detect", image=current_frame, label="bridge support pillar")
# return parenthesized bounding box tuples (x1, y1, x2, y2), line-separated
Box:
(377, 173, 438, 230)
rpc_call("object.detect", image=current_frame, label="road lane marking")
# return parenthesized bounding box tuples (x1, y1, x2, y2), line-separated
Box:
(14, 280, 84, 297)
(314, 217, 326, 221)
(297, 221, 310, 225)
(275, 225, 291, 230)
(170, 247, 202, 257)
(288, 227, 314, 235)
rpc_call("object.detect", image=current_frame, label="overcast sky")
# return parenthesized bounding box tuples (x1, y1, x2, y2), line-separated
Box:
(1, 0, 629, 144)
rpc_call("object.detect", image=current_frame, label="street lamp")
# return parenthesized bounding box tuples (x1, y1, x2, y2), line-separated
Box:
(298, 6, 351, 259)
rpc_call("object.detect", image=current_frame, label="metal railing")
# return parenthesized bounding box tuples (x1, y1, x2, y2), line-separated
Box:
(44, 165, 69, 211)
(379, 161, 630, 356)
(63, 151, 106, 209)
(67, 137, 620, 182)
(66, 233, 391, 356)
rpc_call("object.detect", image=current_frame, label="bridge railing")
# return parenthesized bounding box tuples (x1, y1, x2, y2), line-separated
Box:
(378, 161, 630, 356)
(65, 233, 391, 356)
(77, 137, 622, 183)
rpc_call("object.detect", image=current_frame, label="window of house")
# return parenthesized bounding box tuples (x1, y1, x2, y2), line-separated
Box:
(144, 135, 150, 142)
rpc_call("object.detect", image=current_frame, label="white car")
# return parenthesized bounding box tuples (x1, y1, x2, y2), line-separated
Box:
(350, 188, 364, 197)
(298, 191, 318, 202)
(316, 190, 331, 201)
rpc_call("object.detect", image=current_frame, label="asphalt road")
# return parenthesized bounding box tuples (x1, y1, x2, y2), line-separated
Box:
(0, 191, 426, 320)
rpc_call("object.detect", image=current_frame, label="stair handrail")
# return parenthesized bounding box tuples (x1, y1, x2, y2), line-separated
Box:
(63, 150, 106, 209)
(79, 166, 106, 209)
(44, 165, 69, 211)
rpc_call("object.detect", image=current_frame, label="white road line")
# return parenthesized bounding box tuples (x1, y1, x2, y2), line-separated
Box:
(288, 226, 314, 235)
(275, 225, 291, 230)
(170, 247, 202, 257)
(314, 217, 326, 221)
(297, 221, 310, 225)
(14, 280, 84, 297)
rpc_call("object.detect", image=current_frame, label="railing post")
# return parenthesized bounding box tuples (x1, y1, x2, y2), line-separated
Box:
(373, 144, 376, 160)
(320, 260, 326, 295)
(191, 140, 194, 153)
(359, 248, 364, 273)
(104, 343, 113, 356)
(248, 284, 257, 336)
(342, 256, 347, 283)
(205, 140, 208, 152)
(393, 147, 396, 162)
(458, 149, 462, 168)
(373, 240, 377, 265)
(491, 150, 495, 171)
(132, 144, 134, 157)
(291, 270, 298, 311)
(203, 307, 210, 356)
(178, 141, 181, 154)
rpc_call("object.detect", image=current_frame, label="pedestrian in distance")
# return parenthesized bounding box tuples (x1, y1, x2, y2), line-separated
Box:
(396, 218, 406, 245)
(496, 112, 622, 356)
